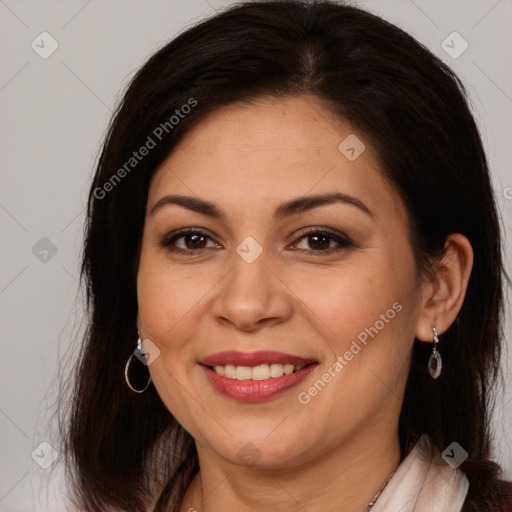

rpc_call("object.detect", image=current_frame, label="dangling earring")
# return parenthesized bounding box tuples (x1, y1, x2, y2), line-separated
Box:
(124, 335, 152, 393)
(428, 327, 442, 379)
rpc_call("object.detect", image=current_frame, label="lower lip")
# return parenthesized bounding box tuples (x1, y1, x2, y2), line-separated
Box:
(201, 364, 318, 402)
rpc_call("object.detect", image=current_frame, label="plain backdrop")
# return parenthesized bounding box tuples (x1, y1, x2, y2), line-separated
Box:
(1, 0, 511, 510)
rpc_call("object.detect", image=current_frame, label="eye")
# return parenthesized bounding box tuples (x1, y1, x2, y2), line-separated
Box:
(160, 226, 354, 256)
(160, 228, 221, 253)
(290, 227, 354, 255)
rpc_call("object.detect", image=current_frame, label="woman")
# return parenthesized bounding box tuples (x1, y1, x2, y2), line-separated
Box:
(58, 1, 512, 510)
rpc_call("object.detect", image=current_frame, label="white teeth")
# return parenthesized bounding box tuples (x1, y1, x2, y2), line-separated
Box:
(225, 364, 236, 379)
(211, 363, 307, 380)
(269, 363, 284, 378)
(283, 364, 294, 375)
(236, 366, 252, 380)
(252, 364, 270, 381)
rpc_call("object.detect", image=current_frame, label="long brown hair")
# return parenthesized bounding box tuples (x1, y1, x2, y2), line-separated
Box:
(56, 1, 510, 510)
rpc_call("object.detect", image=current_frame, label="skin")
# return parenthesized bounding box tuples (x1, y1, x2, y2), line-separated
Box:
(136, 94, 473, 512)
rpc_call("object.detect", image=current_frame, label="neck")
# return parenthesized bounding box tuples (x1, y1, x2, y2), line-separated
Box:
(179, 426, 402, 512)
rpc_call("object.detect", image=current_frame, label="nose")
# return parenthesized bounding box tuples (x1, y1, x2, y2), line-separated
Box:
(210, 249, 293, 332)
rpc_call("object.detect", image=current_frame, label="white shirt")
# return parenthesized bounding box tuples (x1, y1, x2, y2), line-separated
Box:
(373, 433, 470, 512)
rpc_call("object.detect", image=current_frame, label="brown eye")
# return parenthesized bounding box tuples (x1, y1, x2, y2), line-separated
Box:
(160, 229, 221, 253)
(292, 228, 354, 255)
(302, 234, 331, 250)
(182, 233, 208, 249)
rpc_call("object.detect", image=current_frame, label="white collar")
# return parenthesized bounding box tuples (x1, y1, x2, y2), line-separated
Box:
(372, 434, 470, 512)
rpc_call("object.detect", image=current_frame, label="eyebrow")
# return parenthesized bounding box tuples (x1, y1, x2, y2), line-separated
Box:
(150, 192, 373, 220)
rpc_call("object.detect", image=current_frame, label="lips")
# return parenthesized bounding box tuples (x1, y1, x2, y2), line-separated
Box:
(200, 350, 318, 402)
(201, 350, 316, 367)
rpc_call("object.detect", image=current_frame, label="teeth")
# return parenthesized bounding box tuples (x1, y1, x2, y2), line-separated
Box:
(283, 364, 294, 375)
(211, 363, 306, 380)
(236, 366, 252, 380)
(252, 364, 270, 381)
(224, 364, 236, 379)
(214, 365, 225, 377)
(270, 363, 284, 378)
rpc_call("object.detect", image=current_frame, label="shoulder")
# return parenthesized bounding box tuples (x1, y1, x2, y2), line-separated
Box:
(461, 478, 512, 511)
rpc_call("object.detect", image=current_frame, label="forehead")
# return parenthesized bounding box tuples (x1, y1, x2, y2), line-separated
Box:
(147, 94, 404, 225)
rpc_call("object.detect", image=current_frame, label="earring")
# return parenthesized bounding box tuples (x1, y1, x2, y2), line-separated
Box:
(124, 335, 152, 393)
(428, 327, 442, 379)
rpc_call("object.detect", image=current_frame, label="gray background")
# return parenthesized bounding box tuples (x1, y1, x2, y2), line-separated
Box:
(1, 0, 511, 510)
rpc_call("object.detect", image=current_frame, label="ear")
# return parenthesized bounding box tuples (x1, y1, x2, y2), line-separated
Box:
(415, 233, 473, 342)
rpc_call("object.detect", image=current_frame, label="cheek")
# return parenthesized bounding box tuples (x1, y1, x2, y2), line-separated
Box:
(136, 254, 207, 429)
(294, 264, 416, 410)
(289, 257, 413, 354)
(136, 251, 195, 356)
(136, 251, 222, 373)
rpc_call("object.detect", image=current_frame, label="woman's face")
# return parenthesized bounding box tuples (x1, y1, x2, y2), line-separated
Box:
(137, 94, 425, 469)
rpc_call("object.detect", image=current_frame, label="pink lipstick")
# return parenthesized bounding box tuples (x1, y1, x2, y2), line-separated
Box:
(200, 350, 318, 402)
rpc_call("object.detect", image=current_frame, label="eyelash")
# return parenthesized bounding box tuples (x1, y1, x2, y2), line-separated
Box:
(159, 227, 354, 256)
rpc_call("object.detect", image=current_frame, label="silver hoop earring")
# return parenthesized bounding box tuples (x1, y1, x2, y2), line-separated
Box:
(428, 327, 442, 379)
(124, 336, 152, 393)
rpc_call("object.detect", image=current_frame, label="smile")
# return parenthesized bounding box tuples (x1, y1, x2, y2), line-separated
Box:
(200, 350, 318, 402)
(210, 363, 306, 380)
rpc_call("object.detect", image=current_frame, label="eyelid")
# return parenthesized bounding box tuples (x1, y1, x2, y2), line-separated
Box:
(292, 225, 350, 240)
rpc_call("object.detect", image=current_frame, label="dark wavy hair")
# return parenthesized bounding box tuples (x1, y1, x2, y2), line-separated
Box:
(56, 1, 511, 510)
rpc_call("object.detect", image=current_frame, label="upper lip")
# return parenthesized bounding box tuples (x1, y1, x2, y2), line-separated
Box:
(201, 350, 317, 367)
